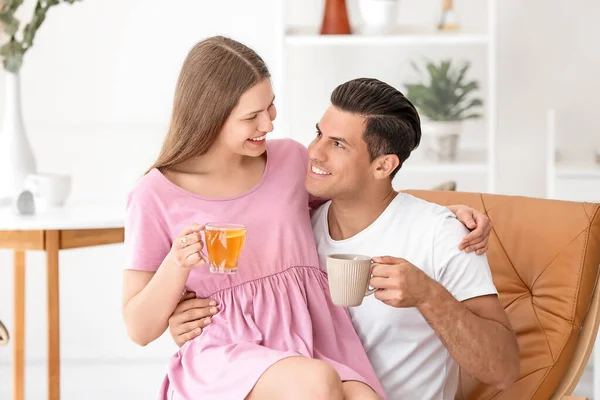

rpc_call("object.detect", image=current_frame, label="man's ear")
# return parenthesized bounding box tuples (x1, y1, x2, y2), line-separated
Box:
(373, 154, 400, 180)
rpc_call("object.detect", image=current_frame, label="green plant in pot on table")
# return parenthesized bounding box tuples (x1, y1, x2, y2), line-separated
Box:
(404, 59, 483, 162)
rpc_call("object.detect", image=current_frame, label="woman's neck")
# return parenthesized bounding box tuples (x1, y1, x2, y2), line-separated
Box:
(164, 144, 267, 198)
(175, 146, 248, 176)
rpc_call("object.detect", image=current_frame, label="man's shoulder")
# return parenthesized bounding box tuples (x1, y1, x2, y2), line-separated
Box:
(393, 193, 456, 226)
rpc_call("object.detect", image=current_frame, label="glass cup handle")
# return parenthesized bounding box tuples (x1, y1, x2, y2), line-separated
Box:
(198, 249, 209, 265)
(197, 231, 209, 265)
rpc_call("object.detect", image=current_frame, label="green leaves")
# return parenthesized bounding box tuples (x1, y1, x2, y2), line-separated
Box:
(0, 12, 19, 36)
(0, 0, 83, 72)
(0, 0, 25, 13)
(405, 59, 484, 122)
(22, 2, 49, 49)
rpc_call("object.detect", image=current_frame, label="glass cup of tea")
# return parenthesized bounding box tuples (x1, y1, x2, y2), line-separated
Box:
(200, 223, 247, 274)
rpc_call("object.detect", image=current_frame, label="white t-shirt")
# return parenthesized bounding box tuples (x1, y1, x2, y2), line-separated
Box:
(311, 193, 498, 399)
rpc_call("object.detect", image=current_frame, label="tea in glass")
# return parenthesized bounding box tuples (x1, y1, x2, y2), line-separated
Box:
(204, 224, 247, 274)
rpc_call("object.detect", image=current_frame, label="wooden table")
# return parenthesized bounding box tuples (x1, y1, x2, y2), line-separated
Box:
(0, 205, 124, 400)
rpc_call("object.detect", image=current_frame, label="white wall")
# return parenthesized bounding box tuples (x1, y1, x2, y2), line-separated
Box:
(0, 0, 598, 398)
(495, 0, 600, 196)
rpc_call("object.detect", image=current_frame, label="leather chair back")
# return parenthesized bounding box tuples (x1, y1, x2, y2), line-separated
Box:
(406, 191, 600, 399)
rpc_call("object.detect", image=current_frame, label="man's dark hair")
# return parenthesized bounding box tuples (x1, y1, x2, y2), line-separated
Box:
(331, 78, 421, 179)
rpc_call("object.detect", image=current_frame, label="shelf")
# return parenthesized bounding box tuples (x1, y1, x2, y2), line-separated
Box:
(554, 163, 600, 179)
(400, 162, 489, 174)
(285, 26, 489, 47)
(399, 147, 489, 174)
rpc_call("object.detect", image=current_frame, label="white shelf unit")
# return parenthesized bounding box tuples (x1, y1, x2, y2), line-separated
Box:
(545, 109, 600, 400)
(402, 163, 489, 174)
(277, 0, 498, 194)
(555, 166, 600, 179)
(284, 31, 490, 46)
(401, 146, 488, 173)
(545, 109, 600, 202)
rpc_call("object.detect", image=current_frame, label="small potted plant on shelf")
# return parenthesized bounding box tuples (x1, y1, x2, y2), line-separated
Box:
(404, 59, 483, 161)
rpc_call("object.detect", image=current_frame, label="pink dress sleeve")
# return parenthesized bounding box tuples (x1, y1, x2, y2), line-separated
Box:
(124, 191, 172, 272)
(293, 140, 328, 211)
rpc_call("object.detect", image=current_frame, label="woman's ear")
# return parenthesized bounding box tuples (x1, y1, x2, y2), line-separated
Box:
(373, 154, 400, 180)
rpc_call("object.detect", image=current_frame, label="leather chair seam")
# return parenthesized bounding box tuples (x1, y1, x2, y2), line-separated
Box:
(530, 227, 589, 292)
(504, 292, 531, 310)
(480, 195, 529, 291)
(530, 296, 555, 360)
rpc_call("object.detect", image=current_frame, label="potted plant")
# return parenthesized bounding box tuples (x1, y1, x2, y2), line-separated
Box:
(404, 59, 483, 161)
(0, 0, 82, 202)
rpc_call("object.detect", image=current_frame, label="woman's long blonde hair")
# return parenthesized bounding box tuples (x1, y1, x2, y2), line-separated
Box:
(147, 36, 270, 173)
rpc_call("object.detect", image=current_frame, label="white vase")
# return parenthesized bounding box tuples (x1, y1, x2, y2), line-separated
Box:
(422, 120, 463, 162)
(358, 0, 399, 35)
(0, 72, 37, 201)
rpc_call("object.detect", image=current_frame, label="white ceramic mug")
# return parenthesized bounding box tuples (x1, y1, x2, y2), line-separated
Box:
(24, 173, 72, 209)
(326, 254, 376, 307)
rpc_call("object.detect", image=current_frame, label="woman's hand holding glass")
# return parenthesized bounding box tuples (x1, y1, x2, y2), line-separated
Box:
(170, 223, 207, 268)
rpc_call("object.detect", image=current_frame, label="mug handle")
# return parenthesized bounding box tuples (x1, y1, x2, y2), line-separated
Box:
(365, 262, 377, 296)
(26, 176, 40, 196)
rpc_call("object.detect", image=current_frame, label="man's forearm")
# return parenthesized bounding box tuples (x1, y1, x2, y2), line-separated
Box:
(417, 282, 519, 389)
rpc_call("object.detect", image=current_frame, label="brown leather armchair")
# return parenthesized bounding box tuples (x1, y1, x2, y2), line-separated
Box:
(407, 190, 600, 400)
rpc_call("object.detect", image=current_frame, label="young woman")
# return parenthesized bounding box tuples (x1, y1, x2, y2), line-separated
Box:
(122, 36, 491, 400)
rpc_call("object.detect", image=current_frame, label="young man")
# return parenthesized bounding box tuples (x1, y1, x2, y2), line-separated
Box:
(305, 78, 519, 398)
(167, 78, 519, 399)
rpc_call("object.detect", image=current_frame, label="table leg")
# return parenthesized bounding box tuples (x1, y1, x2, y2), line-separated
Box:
(594, 334, 600, 400)
(46, 231, 60, 400)
(13, 251, 25, 400)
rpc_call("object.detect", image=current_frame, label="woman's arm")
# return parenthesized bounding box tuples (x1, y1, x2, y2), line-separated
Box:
(122, 258, 189, 346)
(122, 224, 205, 346)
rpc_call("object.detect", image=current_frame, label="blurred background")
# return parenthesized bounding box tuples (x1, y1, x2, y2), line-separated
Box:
(0, 0, 599, 398)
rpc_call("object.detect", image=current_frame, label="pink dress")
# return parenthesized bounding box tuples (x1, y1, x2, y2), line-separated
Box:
(124, 139, 385, 400)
